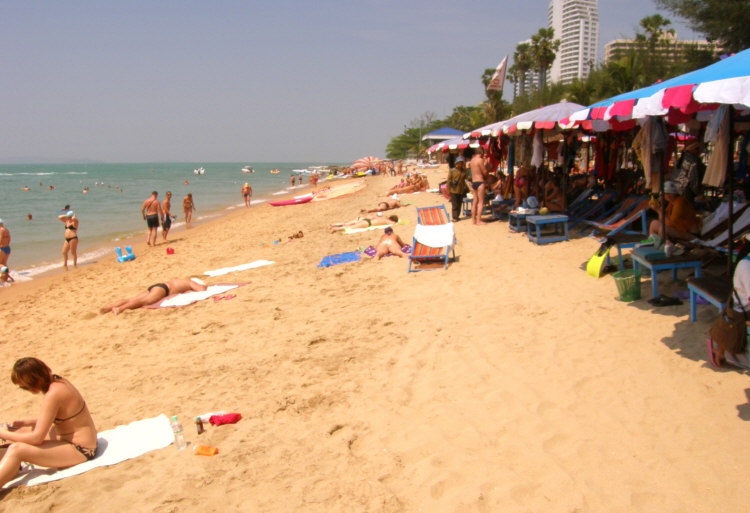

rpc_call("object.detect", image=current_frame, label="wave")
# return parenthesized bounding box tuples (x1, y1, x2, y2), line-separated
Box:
(0, 171, 89, 176)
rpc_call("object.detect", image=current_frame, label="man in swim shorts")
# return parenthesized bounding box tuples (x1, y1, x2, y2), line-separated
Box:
(99, 277, 208, 315)
(141, 191, 162, 246)
(470, 148, 489, 225)
(0, 219, 10, 266)
(162, 191, 174, 242)
(241, 183, 253, 208)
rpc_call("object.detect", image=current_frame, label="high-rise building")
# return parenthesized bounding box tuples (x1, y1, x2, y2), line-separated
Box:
(548, 0, 599, 84)
(604, 32, 719, 65)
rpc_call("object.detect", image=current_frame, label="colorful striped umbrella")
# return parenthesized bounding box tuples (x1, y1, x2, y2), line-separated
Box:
(351, 156, 381, 170)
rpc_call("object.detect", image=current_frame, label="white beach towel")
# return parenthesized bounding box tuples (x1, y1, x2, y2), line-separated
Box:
(159, 284, 238, 307)
(204, 259, 274, 277)
(413, 223, 455, 248)
(343, 224, 394, 234)
(3, 414, 174, 489)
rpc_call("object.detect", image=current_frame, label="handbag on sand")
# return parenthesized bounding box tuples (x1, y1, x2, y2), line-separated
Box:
(709, 290, 748, 356)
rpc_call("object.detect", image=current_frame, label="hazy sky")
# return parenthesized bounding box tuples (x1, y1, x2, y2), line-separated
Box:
(1, 0, 699, 163)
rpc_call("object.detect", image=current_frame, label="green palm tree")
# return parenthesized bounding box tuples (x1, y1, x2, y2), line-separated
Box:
(511, 42, 533, 96)
(530, 28, 560, 90)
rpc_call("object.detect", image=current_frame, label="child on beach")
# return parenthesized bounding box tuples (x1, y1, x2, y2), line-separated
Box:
(0, 266, 14, 285)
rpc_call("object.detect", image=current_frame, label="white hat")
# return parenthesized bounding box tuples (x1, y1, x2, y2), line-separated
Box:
(663, 181, 680, 195)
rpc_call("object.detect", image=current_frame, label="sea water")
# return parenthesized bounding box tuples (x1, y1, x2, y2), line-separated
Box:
(0, 162, 336, 277)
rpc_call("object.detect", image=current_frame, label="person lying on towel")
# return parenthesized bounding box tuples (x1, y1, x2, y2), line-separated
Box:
(329, 214, 398, 233)
(0, 358, 98, 487)
(100, 277, 207, 315)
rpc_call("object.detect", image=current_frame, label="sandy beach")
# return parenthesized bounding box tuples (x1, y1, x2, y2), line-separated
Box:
(2, 168, 750, 513)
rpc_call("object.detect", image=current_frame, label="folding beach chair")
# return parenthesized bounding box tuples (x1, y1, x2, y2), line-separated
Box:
(408, 205, 456, 272)
(568, 190, 617, 229)
(575, 195, 646, 233)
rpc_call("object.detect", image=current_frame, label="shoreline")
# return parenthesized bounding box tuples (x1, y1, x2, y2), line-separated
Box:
(5, 177, 319, 282)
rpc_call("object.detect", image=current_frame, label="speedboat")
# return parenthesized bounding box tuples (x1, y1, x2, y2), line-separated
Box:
(194, 167, 205, 175)
(242, 165, 254, 174)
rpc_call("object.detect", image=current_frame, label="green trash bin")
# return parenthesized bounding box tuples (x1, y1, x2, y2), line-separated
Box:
(612, 270, 641, 301)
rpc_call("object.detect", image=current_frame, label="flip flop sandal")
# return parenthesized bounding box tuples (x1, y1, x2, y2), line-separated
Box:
(223, 294, 236, 300)
(648, 295, 683, 307)
(213, 295, 225, 302)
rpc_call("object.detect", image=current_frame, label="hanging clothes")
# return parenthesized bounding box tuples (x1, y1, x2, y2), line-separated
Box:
(531, 131, 544, 168)
(703, 107, 730, 188)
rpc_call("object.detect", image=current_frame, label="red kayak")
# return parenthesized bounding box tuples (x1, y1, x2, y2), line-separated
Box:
(268, 194, 313, 207)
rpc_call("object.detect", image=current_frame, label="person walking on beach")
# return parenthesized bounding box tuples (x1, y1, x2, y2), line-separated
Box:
(99, 277, 208, 315)
(448, 157, 470, 221)
(141, 191, 162, 246)
(183, 193, 196, 227)
(162, 191, 174, 242)
(470, 148, 489, 225)
(289, 173, 295, 187)
(58, 211, 79, 270)
(0, 219, 10, 267)
(0, 357, 99, 488)
(241, 183, 253, 208)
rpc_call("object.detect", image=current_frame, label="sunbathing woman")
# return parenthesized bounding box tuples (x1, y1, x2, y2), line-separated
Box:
(100, 277, 208, 315)
(0, 357, 98, 488)
(374, 227, 407, 259)
(360, 198, 401, 213)
(329, 214, 398, 233)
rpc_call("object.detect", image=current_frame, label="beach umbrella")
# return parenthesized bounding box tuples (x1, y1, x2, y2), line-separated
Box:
(497, 100, 586, 135)
(351, 156, 381, 170)
(564, 48, 750, 129)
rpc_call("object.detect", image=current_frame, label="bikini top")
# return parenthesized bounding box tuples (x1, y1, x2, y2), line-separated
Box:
(50, 374, 87, 423)
(65, 223, 77, 231)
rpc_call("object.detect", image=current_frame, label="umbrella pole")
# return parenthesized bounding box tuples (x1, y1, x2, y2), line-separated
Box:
(727, 106, 736, 276)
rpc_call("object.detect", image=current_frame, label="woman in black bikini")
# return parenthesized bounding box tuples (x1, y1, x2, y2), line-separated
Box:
(0, 357, 98, 487)
(58, 210, 79, 270)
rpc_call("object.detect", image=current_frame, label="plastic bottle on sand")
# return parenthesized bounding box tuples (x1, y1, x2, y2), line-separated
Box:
(170, 415, 187, 450)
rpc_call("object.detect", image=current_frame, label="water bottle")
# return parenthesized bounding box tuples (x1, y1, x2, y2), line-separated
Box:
(170, 415, 187, 450)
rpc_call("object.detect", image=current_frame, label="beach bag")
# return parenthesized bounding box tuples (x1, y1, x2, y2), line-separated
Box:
(709, 290, 748, 355)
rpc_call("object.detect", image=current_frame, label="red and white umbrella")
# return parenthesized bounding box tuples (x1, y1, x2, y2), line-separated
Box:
(351, 156, 381, 170)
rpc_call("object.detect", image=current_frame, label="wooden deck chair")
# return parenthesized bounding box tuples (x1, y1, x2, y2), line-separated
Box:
(408, 205, 456, 272)
(589, 199, 650, 240)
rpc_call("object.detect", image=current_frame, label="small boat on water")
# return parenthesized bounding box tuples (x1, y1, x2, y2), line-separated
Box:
(270, 169, 280, 174)
(194, 167, 205, 175)
(242, 165, 255, 174)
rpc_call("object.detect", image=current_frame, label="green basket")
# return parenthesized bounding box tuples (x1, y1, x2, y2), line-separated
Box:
(612, 270, 641, 301)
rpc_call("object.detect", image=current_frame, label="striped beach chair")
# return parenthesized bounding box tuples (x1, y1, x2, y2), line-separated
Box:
(408, 205, 456, 272)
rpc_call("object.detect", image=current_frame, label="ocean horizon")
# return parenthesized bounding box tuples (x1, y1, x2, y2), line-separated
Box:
(0, 161, 343, 278)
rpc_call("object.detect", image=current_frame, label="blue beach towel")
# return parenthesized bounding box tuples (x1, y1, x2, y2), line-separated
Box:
(317, 251, 362, 268)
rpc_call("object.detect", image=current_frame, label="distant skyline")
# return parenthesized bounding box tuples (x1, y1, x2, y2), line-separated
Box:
(1, 0, 699, 163)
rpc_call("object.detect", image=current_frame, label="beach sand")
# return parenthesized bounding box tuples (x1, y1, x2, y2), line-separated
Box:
(2, 168, 750, 512)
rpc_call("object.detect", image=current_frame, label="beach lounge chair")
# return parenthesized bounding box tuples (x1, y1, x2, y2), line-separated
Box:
(568, 190, 617, 229)
(589, 199, 650, 240)
(576, 195, 646, 233)
(408, 205, 456, 272)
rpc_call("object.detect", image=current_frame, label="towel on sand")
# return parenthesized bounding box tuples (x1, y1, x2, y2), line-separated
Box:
(158, 284, 238, 307)
(4, 414, 174, 489)
(413, 223, 455, 248)
(317, 251, 362, 267)
(204, 259, 274, 277)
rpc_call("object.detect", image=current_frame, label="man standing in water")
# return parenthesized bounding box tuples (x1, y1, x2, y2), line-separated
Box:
(241, 183, 253, 208)
(0, 219, 10, 266)
(162, 191, 174, 242)
(470, 148, 489, 225)
(141, 191, 162, 246)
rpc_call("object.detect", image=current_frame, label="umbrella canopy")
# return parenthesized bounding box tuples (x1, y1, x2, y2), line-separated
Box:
(566, 48, 750, 129)
(351, 156, 381, 170)
(498, 100, 586, 135)
(421, 127, 465, 142)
